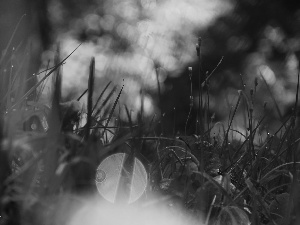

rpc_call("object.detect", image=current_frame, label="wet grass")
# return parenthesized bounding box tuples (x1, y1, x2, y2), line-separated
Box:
(0, 37, 300, 225)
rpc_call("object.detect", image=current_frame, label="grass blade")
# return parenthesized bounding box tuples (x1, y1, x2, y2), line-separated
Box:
(94, 86, 117, 118)
(85, 57, 95, 140)
(103, 83, 124, 131)
(125, 105, 134, 135)
(8, 43, 82, 111)
(91, 81, 112, 114)
(0, 14, 26, 65)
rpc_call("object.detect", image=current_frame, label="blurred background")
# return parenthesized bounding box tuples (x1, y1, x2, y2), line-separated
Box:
(1, 0, 300, 137)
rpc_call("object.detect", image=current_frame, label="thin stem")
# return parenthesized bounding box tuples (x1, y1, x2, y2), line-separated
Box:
(185, 67, 193, 135)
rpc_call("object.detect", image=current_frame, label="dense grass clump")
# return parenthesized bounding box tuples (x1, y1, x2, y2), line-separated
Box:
(0, 37, 300, 225)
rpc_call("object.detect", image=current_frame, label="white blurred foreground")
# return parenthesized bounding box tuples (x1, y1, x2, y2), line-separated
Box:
(66, 195, 203, 225)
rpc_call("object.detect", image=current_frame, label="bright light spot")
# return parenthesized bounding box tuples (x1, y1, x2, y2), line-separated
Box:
(258, 65, 276, 85)
(134, 95, 154, 117)
(84, 14, 100, 31)
(273, 80, 295, 105)
(95, 153, 148, 204)
(286, 54, 298, 72)
(286, 53, 299, 81)
(67, 196, 202, 225)
(78, 112, 87, 128)
(264, 26, 285, 46)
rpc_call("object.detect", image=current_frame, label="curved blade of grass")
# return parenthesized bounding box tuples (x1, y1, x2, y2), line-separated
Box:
(99, 132, 133, 158)
(92, 81, 112, 114)
(263, 183, 290, 201)
(94, 86, 117, 118)
(259, 162, 300, 184)
(259, 169, 290, 185)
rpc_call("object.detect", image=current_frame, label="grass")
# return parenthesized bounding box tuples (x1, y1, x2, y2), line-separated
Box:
(0, 35, 300, 225)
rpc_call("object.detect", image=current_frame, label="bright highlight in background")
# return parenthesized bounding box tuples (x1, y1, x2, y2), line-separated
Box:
(40, 0, 233, 118)
(95, 153, 148, 204)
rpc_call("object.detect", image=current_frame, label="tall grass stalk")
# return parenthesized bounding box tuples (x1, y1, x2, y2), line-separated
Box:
(185, 67, 193, 136)
(85, 57, 95, 140)
(196, 37, 203, 135)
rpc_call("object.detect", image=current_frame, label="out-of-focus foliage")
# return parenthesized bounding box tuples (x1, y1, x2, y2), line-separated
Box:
(201, 0, 300, 120)
(43, 0, 300, 135)
(160, 0, 300, 135)
(38, 0, 232, 121)
(1, 0, 300, 133)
